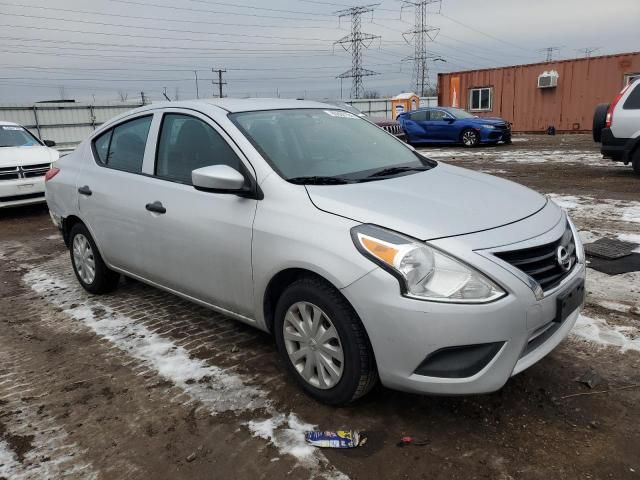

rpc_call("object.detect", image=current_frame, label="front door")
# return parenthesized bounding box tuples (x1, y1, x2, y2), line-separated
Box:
(423, 109, 455, 142)
(138, 110, 257, 317)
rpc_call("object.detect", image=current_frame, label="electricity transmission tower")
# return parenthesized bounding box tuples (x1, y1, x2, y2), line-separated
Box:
(540, 46, 561, 62)
(334, 4, 381, 99)
(401, 0, 442, 97)
(576, 47, 600, 58)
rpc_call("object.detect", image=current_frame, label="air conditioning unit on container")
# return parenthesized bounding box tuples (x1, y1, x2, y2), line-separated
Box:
(537, 70, 559, 88)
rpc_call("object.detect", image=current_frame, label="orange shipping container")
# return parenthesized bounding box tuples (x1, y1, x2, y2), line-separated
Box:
(437, 52, 640, 133)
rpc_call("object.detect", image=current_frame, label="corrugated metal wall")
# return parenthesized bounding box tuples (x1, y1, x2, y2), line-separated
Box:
(437, 52, 640, 132)
(348, 96, 437, 118)
(0, 102, 143, 151)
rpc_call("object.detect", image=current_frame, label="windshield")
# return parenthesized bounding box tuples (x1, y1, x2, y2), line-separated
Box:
(0, 125, 41, 147)
(444, 108, 476, 119)
(230, 108, 435, 183)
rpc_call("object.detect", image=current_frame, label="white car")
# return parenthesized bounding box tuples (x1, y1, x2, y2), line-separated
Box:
(0, 121, 60, 208)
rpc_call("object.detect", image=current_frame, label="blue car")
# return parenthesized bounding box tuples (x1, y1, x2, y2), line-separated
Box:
(397, 107, 512, 147)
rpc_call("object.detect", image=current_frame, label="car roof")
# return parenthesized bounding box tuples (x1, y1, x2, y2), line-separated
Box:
(137, 98, 337, 114)
(0, 121, 21, 126)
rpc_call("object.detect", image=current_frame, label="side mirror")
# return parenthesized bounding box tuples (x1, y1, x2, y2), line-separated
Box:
(192, 164, 246, 193)
(43, 139, 56, 147)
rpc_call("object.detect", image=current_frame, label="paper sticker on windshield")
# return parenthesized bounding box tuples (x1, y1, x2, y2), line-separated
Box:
(1, 126, 24, 131)
(324, 110, 358, 119)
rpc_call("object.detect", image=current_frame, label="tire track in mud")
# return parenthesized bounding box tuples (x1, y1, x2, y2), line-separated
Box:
(1, 242, 346, 479)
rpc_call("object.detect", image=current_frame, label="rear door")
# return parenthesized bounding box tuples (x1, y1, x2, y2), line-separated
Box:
(78, 113, 159, 274)
(136, 109, 257, 316)
(400, 110, 428, 141)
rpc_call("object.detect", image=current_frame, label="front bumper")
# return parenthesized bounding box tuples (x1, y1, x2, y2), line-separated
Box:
(341, 218, 585, 395)
(0, 177, 46, 208)
(480, 128, 511, 143)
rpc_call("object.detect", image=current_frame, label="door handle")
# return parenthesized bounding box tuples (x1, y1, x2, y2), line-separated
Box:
(78, 185, 92, 196)
(145, 201, 166, 214)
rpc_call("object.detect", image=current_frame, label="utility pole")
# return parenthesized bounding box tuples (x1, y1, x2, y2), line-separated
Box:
(212, 68, 227, 98)
(401, 0, 442, 97)
(334, 4, 381, 99)
(193, 70, 199, 99)
(540, 46, 561, 62)
(140, 91, 146, 105)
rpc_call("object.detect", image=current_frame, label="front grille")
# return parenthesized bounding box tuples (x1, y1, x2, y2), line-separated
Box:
(0, 163, 50, 181)
(494, 223, 576, 291)
(381, 124, 403, 136)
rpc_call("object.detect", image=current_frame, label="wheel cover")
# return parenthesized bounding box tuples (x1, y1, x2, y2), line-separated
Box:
(283, 301, 344, 390)
(72, 234, 96, 284)
(463, 130, 477, 145)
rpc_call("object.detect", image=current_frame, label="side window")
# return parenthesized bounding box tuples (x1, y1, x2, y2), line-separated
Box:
(409, 110, 427, 122)
(623, 83, 640, 110)
(92, 115, 152, 173)
(93, 130, 112, 164)
(429, 110, 448, 121)
(155, 113, 242, 184)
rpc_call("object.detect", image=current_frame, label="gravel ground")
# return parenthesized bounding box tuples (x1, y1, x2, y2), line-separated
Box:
(1, 134, 639, 480)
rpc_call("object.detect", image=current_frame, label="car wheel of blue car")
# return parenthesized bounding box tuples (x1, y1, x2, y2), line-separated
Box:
(461, 129, 479, 147)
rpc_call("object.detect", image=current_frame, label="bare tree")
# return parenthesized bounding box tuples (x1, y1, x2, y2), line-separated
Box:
(58, 86, 66, 100)
(117, 90, 129, 102)
(174, 87, 180, 101)
(362, 89, 380, 99)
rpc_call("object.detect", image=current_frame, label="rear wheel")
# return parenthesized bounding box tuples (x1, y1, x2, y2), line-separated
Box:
(69, 223, 120, 294)
(274, 276, 377, 405)
(593, 103, 609, 142)
(461, 128, 480, 147)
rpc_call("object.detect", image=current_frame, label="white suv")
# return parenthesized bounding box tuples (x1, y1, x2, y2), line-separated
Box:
(0, 121, 60, 207)
(593, 80, 640, 173)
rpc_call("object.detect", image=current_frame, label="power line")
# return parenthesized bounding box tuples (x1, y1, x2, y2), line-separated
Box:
(0, 1, 341, 30)
(334, 4, 381, 99)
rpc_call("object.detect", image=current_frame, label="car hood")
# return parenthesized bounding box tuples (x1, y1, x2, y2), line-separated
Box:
(306, 163, 547, 240)
(0, 145, 59, 168)
(468, 117, 507, 126)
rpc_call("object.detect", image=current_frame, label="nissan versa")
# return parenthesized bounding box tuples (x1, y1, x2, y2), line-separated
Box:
(45, 99, 586, 405)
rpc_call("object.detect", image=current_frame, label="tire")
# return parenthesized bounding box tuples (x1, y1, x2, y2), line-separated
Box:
(274, 276, 378, 405)
(593, 103, 609, 142)
(461, 128, 480, 147)
(69, 223, 120, 294)
(633, 148, 640, 175)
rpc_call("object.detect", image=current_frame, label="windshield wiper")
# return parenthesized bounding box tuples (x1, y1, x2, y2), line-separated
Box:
(287, 176, 353, 185)
(365, 165, 429, 179)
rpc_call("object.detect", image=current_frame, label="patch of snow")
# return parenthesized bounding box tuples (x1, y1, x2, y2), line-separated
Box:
(549, 194, 580, 209)
(510, 137, 529, 142)
(617, 233, 640, 253)
(622, 205, 640, 224)
(0, 441, 21, 479)
(45, 234, 60, 240)
(585, 268, 640, 312)
(572, 314, 640, 352)
(22, 265, 346, 478)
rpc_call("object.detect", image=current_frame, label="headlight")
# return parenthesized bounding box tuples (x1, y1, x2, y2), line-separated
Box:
(351, 224, 506, 303)
(482, 124, 496, 130)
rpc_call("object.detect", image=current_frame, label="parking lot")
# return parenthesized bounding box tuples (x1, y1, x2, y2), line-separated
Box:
(1, 134, 639, 480)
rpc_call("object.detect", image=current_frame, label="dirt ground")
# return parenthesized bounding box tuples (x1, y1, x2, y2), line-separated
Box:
(1, 134, 639, 480)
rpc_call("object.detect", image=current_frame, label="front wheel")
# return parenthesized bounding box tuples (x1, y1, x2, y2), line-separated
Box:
(69, 223, 120, 294)
(274, 277, 377, 405)
(461, 128, 480, 147)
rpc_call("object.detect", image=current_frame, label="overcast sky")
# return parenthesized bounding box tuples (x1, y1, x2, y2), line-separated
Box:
(0, 0, 638, 103)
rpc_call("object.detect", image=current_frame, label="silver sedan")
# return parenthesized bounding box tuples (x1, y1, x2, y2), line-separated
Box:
(45, 99, 585, 404)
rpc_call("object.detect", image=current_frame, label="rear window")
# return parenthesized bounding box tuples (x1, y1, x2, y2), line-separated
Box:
(623, 82, 640, 110)
(92, 116, 152, 173)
